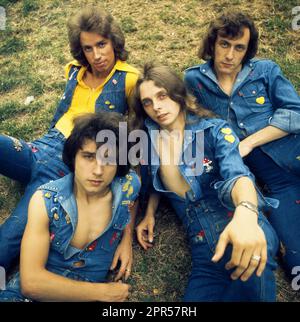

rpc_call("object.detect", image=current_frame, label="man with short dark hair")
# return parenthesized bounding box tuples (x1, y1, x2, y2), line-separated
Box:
(184, 12, 300, 278)
(0, 113, 140, 302)
(0, 6, 139, 271)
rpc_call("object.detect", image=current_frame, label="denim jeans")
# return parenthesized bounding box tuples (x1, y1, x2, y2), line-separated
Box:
(0, 129, 70, 270)
(166, 194, 278, 302)
(245, 147, 300, 277)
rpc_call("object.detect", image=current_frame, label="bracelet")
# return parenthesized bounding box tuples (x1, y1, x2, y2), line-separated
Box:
(236, 201, 259, 216)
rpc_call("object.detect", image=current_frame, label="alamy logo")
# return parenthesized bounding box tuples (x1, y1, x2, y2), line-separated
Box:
(291, 266, 300, 291)
(292, 6, 300, 31)
(0, 266, 5, 290)
(0, 6, 6, 31)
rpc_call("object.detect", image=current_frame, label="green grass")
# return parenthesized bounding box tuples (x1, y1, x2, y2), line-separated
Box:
(0, 0, 299, 302)
(0, 37, 26, 55)
(22, 0, 38, 16)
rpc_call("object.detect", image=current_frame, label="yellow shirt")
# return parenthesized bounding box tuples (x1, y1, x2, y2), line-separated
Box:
(55, 60, 139, 138)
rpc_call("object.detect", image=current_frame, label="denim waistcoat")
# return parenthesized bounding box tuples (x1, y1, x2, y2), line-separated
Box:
(144, 114, 278, 250)
(38, 170, 140, 283)
(50, 64, 128, 128)
(184, 59, 300, 176)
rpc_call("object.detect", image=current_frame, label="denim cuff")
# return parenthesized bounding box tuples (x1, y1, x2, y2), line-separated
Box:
(214, 174, 279, 211)
(214, 174, 247, 210)
(269, 109, 300, 134)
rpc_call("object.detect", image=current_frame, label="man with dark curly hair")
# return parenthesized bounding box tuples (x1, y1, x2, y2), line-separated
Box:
(184, 12, 300, 279)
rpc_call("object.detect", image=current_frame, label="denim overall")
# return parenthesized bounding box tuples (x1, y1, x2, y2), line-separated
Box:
(0, 171, 140, 301)
(145, 115, 279, 301)
(185, 59, 300, 276)
(0, 64, 130, 270)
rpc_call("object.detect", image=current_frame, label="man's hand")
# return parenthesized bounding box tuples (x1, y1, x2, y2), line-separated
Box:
(136, 214, 155, 250)
(98, 282, 130, 302)
(211, 207, 267, 281)
(110, 235, 132, 281)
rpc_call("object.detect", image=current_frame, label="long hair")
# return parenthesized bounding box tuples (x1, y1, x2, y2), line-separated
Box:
(67, 6, 128, 66)
(199, 12, 258, 63)
(129, 62, 214, 130)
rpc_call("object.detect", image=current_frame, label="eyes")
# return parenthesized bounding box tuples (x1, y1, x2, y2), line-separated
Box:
(82, 41, 107, 52)
(82, 153, 95, 161)
(218, 40, 246, 52)
(142, 92, 168, 109)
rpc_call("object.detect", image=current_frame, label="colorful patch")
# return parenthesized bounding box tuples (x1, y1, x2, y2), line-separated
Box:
(296, 156, 300, 161)
(112, 79, 118, 85)
(105, 100, 111, 105)
(87, 240, 98, 252)
(108, 105, 115, 109)
(256, 96, 265, 105)
(44, 192, 52, 199)
(122, 200, 131, 205)
(53, 213, 59, 221)
(126, 174, 133, 181)
(196, 230, 205, 242)
(50, 232, 55, 242)
(126, 185, 134, 198)
(109, 231, 120, 245)
(9, 137, 23, 152)
(203, 157, 213, 173)
(27, 143, 38, 153)
(224, 134, 235, 143)
(221, 128, 232, 135)
(227, 211, 234, 218)
(58, 170, 65, 177)
(122, 180, 131, 192)
(295, 200, 300, 205)
(65, 214, 71, 224)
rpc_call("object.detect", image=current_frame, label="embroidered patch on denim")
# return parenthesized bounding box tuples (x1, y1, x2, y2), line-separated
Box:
(9, 137, 23, 151)
(256, 96, 265, 105)
(203, 157, 213, 173)
(224, 134, 235, 143)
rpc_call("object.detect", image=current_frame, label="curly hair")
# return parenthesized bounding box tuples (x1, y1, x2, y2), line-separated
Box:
(67, 6, 128, 66)
(199, 12, 259, 63)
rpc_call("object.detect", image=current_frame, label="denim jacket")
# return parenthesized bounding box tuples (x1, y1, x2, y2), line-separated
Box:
(144, 114, 278, 251)
(38, 170, 140, 283)
(50, 62, 130, 128)
(184, 59, 300, 176)
(145, 113, 278, 209)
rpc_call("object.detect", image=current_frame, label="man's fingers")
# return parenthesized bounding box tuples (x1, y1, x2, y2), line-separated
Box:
(148, 225, 154, 243)
(114, 261, 127, 281)
(110, 254, 119, 270)
(212, 233, 228, 262)
(237, 248, 260, 281)
(256, 246, 267, 277)
(225, 244, 243, 271)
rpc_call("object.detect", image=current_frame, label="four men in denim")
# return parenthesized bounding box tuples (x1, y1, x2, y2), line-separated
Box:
(1, 7, 299, 302)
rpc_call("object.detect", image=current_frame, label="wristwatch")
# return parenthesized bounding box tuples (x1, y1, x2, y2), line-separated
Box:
(237, 201, 259, 216)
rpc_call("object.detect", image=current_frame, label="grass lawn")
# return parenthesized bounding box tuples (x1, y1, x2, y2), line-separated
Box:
(0, 0, 299, 301)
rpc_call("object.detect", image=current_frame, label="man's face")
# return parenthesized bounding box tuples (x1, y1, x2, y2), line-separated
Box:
(74, 139, 117, 196)
(213, 27, 250, 77)
(80, 31, 116, 77)
(139, 80, 184, 131)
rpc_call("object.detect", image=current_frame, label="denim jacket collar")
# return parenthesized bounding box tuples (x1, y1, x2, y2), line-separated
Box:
(39, 173, 124, 229)
(194, 59, 256, 95)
